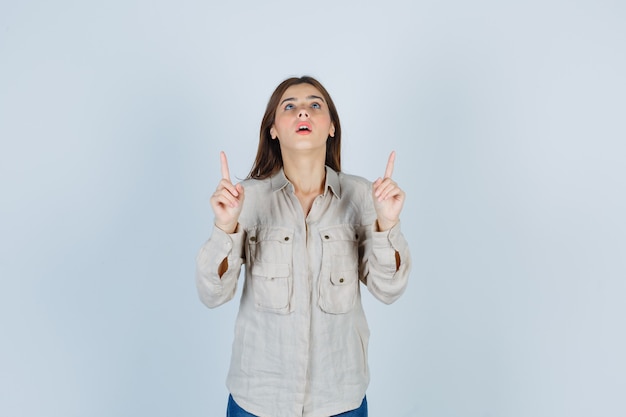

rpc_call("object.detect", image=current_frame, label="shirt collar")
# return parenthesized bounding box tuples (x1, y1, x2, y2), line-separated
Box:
(324, 166, 341, 199)
(270, 166, 341, 199)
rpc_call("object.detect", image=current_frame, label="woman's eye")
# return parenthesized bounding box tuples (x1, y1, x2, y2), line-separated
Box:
(311, 102, 321, 109)
(284, 103, 295, 110)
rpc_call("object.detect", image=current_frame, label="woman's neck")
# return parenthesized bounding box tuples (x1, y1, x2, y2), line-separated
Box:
(282, 153, 326, 196)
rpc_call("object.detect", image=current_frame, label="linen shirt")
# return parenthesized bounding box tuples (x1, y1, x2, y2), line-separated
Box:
(196, 167, 411, 417)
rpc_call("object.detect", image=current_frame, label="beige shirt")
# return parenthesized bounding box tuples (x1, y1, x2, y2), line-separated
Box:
(196, 167, 411, 417)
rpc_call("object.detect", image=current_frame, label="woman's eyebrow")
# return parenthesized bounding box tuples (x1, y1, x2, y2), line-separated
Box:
(280, 95, 326, 106)
(307, 95, 325, 102)
(280, 97, 296, 106)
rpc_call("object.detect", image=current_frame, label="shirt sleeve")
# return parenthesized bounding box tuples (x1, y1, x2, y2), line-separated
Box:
(361, 221, 411, 304)
(195, 225, 245, 308)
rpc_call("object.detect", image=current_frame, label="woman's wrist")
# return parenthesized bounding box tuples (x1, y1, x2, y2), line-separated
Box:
(376, 218, 398, 232)
(215, 221, 238, 234)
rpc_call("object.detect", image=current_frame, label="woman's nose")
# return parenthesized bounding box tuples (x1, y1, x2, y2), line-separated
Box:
(298, 108, 309, 118)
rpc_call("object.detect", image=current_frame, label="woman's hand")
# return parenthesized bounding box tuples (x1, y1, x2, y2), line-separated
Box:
(372, 151, 405, 231)
(210, 151, 244, 234)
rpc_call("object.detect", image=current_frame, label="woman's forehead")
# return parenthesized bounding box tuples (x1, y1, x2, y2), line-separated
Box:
(280, 83, 325, 101)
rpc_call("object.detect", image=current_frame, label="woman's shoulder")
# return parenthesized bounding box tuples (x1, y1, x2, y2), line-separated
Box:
(337, 171, 372, 188)
(240, 176, 271, 192)
(336, 171, 372, 200)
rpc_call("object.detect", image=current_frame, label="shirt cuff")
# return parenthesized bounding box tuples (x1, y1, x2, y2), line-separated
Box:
(371, 221, 404, 249)
(210, 224, 245, 260)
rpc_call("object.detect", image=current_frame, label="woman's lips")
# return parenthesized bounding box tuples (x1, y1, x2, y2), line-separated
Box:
(296, 122, 312, 135)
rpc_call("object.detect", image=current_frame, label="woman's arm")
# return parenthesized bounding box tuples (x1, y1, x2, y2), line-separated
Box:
(361, 151, 411, 303)
(196, 152, 246, 308)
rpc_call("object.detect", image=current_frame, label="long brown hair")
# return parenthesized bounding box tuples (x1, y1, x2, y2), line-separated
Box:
(246, 76, 342, 179)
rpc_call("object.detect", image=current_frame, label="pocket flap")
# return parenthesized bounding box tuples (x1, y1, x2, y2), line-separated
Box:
(249, 227, 294, 243)
(319, 224, 358, 242)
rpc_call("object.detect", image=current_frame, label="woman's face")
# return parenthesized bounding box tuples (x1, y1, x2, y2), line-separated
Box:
(270, 83, 335, 154)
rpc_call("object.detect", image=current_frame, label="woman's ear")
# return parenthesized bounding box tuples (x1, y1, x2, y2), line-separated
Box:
(329, 123, 335, 138)
(270, 126, 277, 139)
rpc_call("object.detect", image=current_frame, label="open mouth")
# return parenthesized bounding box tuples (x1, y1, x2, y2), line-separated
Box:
(297, 122, 312, 133)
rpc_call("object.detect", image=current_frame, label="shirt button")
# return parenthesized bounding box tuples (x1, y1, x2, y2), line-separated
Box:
(339, 278, 345, 283)
(284, 236, 290, 241)
(249, 236, 256, 242)
(324, 235, 330, 240)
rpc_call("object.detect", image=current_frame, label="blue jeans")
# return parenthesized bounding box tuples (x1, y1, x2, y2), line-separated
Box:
(227, 394, 368, 417)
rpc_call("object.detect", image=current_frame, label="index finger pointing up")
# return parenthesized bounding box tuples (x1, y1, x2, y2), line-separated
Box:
(220, 151, 231, 181)
(384, 151, 396, 178)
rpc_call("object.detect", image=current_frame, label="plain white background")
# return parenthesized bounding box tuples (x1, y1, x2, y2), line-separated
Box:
(1, 1, 625, 416)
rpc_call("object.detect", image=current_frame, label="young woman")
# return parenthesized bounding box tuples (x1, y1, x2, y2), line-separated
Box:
(196, 76, 411, 417)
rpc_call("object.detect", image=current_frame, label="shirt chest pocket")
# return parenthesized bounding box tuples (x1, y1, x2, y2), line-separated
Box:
(318, 225, 360, 314)
(246, 227, 294, 314)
